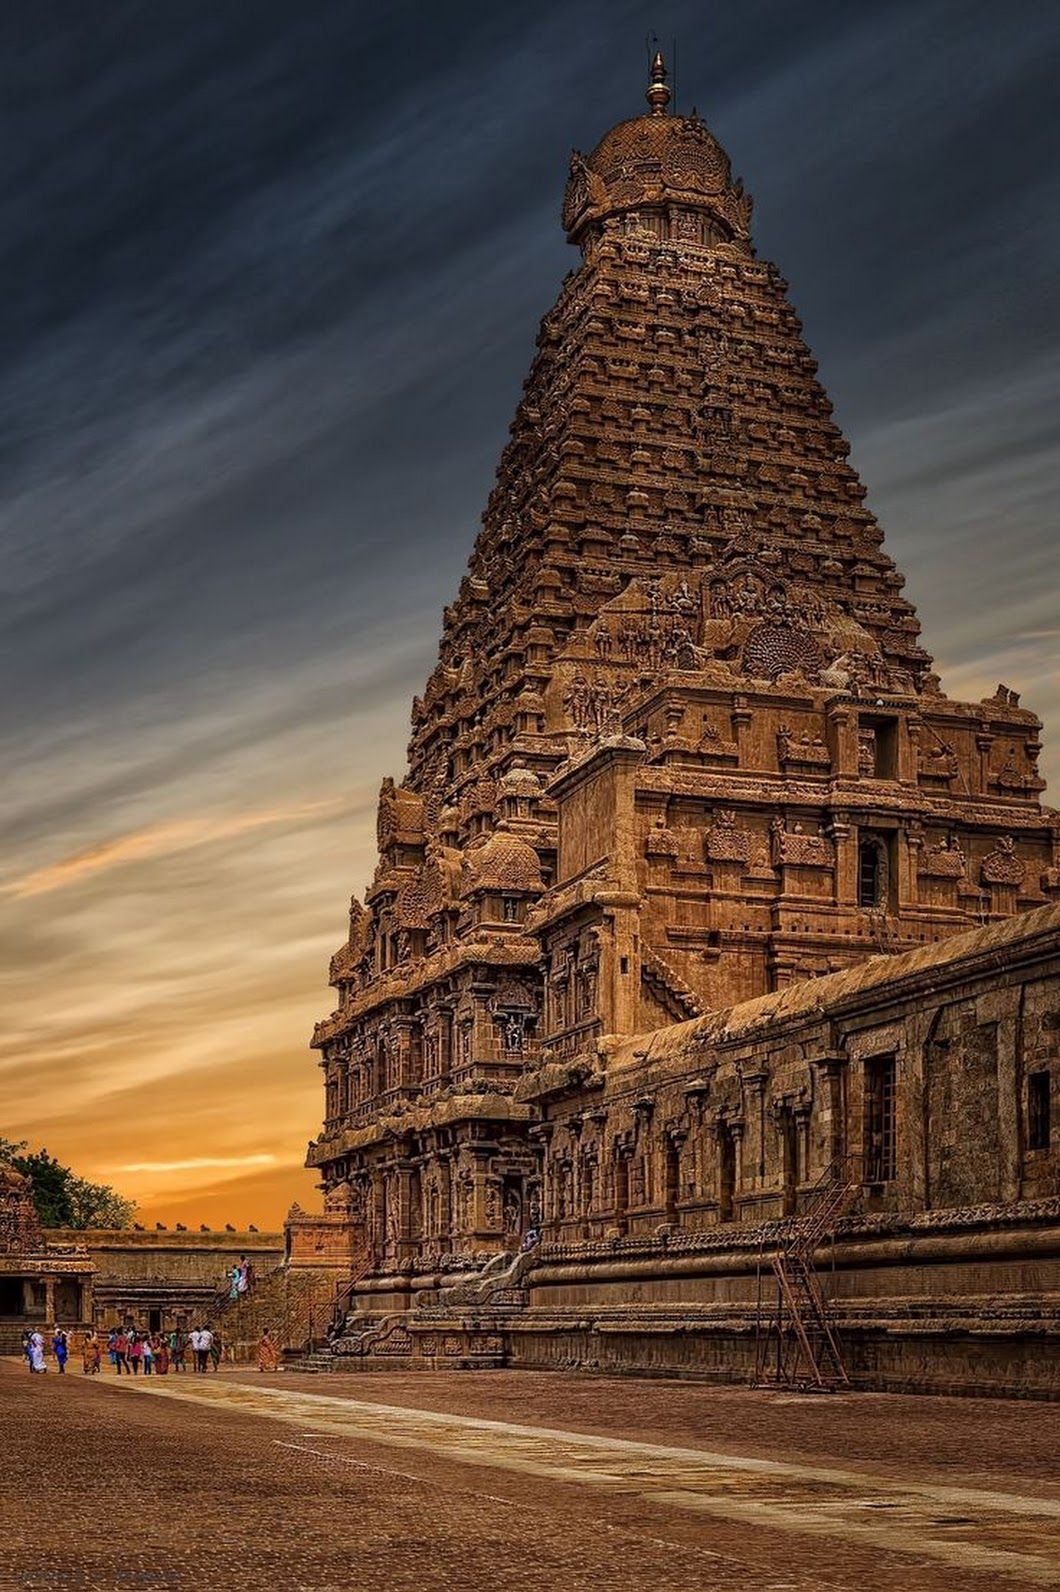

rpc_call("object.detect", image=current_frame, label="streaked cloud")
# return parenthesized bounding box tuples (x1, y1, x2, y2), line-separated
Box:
(4, 797, 348, 899)
(117, 1155, 276, 1173)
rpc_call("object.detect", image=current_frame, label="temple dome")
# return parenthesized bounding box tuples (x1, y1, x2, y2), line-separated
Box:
(562, 54, 751, 249)
(465, 828, 544, 894)
(498, 766, 543, 800)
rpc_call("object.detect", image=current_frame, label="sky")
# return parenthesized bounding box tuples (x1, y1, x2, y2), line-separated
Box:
(1, 0, 1058, 1229)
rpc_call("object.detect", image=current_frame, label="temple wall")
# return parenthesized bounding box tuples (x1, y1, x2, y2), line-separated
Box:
(47, 1229, 285, 1329)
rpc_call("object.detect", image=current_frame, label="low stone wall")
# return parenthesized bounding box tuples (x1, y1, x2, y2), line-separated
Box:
(318, 1201, 1060, 1397)
(47, 1229, 285, 1329)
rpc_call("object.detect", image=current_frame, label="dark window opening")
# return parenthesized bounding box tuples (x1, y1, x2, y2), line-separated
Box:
(864, 1055, 897, 1183)
(614, 1154, 629, 1233)
(664, 1138, 680, 1223)
(781, 1110, 798, 1215)
(620, 956, 629, 975)
(718, 1125, 736, 1222)
(859, 716, 898, 779)
(858, 837, 885, 908)
(1028, 1071, 1051, 1151)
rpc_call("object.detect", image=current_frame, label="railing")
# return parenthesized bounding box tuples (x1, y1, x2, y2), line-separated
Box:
(303, 1251, 372, 1353)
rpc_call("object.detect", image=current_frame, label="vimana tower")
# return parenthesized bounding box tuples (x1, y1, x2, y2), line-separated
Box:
(300, 59, 1059, 1386)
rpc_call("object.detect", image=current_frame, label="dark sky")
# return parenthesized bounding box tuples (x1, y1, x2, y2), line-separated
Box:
(2, 0, 1058, 1223)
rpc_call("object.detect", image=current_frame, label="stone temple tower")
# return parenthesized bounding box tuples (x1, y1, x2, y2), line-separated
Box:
(305, 57, 1059, 1301)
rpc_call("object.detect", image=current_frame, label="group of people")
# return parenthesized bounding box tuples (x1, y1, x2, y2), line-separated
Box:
(22, 1329, 71, 1373)
(226, 1254, 256, 1300)
(22, 1322, 281, 1374)
(107, 1326, 221, 1374)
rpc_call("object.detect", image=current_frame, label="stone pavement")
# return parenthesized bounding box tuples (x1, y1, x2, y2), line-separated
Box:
(1, 1361, 1057, 1591)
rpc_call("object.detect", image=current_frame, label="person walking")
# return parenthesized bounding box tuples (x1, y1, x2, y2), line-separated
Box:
(113, 1328, 129, 1375)
(189, 1326, 204, 1373)
(154, 1333, 169, 1375)
(142, 1333, 154, 1375)
(170, 1327, 186, 1373)
(52, 1328, 69, 1373)
(208, 1327, 222, 1372)
(258, 1328, 280, 1373)
(127, 1331, 142, 1375)
(28, 1331, 47, 1372)
(21, 1330, 32, 1372)
(199, 1325, 214, 1372)
(82, 1331, 102, 1375)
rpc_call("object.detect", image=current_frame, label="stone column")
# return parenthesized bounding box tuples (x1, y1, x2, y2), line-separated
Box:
(44, 1277, 55, 1326)
(975, 730, 994, 793)
(827, 703, 856, 778)
(394, 1161, 418, 1261)
(828, 817, 856, 907)
(731, 698, 753, 762)
(437, 1155, 453, 1243)
(899, 713, 920, 786)
(742, 1071, 768, 1186)
(812, 1055, 848, 1169)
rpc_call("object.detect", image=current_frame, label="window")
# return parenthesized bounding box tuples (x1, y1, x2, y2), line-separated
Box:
(1028, 1071, 1051, 1151)
(780, 1108, 798, 1215)
(864, 1055, 897, 1182)
(858, 836, 887, 908)
(858, 716, 898, 779)
(718, 1124, 736, 1221)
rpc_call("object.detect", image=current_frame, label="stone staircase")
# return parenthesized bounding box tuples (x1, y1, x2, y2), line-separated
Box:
(207, 1266, 335, 1362)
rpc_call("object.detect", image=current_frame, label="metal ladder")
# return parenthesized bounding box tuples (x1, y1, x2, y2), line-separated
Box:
(754, 1154, 862, 1391)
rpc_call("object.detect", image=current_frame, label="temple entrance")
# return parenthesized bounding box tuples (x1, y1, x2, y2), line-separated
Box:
(0, 1278, 25, 1316)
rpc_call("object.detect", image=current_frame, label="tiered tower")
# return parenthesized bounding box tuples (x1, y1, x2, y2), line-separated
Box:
(306, 58, 1058, 1293)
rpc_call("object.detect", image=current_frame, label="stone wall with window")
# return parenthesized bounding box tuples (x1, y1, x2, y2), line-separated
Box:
(504, 902, 1060, 1395)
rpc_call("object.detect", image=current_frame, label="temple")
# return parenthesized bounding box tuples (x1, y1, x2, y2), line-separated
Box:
(301, 58, 1060, 1393)
(0, 1162, 93, 1350)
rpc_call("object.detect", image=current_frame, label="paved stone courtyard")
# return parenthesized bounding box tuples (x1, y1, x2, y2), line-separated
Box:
(2, 1361, 1057, 1590)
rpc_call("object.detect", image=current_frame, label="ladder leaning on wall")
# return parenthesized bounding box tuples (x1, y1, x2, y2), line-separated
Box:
(753, 1153, 863, 1391)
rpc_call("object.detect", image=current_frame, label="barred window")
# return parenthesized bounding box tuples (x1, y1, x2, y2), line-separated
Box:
(1028, 1071, 1051, 1151)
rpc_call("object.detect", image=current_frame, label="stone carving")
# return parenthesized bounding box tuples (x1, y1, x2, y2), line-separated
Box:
(981, 837, 1026, 887)
(743, 622, 823, 682)
(778, 726, 831, 769)
(918, 837, 967, 880)
(918, 737, 960, 780)
(857, 729, 877, 777)
(705, 810, 751, 864)
(645, 816, 682, 858)
(770, 819, 834, 869)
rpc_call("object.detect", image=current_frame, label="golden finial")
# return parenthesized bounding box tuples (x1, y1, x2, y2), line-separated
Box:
(646, 50, 671, 116)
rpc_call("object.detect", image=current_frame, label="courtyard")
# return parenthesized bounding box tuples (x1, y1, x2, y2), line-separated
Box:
(1, 1361, 1057, 1590)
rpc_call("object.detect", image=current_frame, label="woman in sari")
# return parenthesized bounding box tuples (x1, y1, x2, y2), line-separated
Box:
(154, 1334, 170, 1375)
(82, 1331, 102, 1375)
(29, 1331, 46, 1372)
(258, 1328, 280, 1372)
(227, 1265, 241, 1301)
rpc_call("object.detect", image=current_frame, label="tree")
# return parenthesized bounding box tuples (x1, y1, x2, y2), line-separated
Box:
(66, 1175, 136, 1229)
(0, 1138, 136, 1229)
